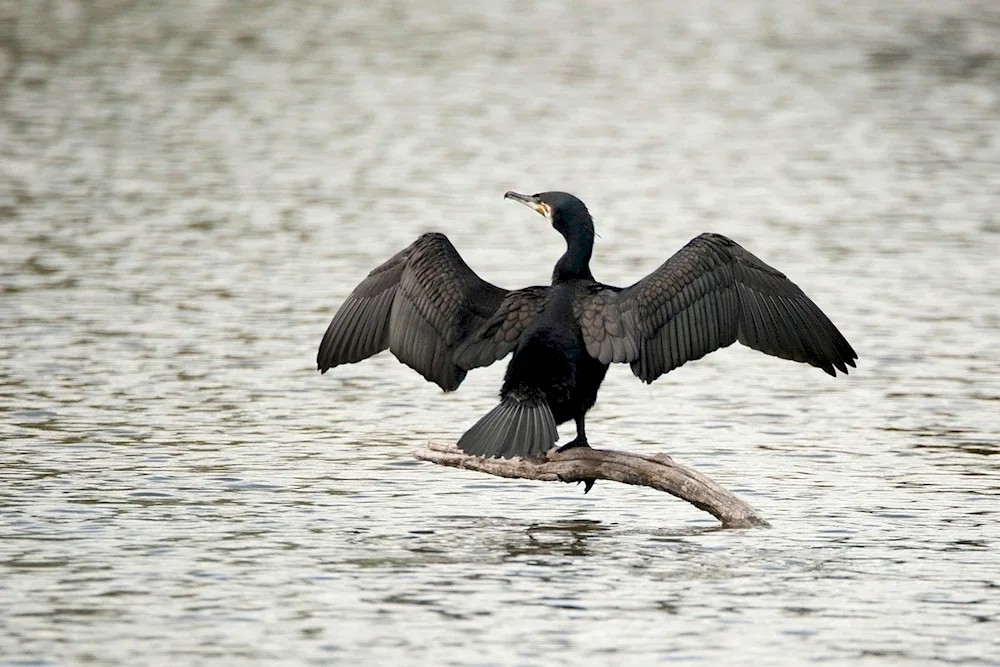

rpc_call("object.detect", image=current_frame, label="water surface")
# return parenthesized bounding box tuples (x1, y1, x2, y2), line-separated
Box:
(2, 1, 999, 664)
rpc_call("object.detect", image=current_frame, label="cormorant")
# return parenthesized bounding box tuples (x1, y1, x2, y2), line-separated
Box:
(317, 191, 857, 460)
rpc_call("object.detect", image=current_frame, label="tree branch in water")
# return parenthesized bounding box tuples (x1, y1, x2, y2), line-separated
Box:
(414, 441, 769, 529)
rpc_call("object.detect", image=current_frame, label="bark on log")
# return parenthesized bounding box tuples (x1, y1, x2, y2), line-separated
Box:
(414, 441, 769, 529)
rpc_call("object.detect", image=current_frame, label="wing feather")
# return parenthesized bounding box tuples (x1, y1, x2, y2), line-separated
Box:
(578, 233, 857, 383)
(317, 233, 546, 391)
(453, 287, 550, 370)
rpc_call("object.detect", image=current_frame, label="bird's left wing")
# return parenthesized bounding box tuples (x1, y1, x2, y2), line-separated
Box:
(575, 233, 857, 382)
(317, 233, 510, 391)
(454, 286, 551, 370)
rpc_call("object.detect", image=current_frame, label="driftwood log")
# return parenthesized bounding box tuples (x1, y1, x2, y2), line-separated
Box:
(414, 441, 769, 529)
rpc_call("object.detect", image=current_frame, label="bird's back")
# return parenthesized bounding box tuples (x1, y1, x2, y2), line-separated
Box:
(501, 282, 605, 417)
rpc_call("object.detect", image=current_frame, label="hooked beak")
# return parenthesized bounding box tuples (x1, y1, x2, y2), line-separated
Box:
(504, 191, 548, 217)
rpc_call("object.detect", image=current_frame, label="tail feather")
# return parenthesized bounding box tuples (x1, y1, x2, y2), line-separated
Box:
(458, 397, 558, 459)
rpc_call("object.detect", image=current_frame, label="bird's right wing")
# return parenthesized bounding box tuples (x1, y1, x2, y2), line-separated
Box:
(317, 233, 544, 391)
(577, 233, 857, 382)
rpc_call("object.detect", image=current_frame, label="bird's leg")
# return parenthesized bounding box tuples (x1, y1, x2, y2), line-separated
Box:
(556, 414, 591, 452)
(557, 415, 596, 493)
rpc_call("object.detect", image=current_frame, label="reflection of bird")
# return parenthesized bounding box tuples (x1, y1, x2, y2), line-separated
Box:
(317, 191, 857, 460)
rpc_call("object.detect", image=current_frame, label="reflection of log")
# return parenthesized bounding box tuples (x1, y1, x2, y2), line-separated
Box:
(414, 441, 769, 529)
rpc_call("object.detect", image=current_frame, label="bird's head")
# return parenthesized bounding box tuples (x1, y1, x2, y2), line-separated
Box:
(504, 190, 594, 242)
(505, 190, 596, 282)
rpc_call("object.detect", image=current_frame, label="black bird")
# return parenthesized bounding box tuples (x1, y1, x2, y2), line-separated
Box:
(317, 191, 857, 460)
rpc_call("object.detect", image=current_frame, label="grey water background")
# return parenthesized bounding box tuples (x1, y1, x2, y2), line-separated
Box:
(2, 0, 999, 664)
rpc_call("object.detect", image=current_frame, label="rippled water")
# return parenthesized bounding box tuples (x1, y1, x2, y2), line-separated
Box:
(2, 1, 999, 664)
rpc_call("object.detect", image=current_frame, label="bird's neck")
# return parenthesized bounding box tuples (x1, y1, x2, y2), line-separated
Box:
(552, 228, 595, 283)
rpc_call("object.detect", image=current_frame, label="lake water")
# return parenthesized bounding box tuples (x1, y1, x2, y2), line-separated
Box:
(2, 1, 999, 664)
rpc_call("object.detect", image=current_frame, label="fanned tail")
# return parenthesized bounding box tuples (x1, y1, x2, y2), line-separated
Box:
(457, 397, 558, 459)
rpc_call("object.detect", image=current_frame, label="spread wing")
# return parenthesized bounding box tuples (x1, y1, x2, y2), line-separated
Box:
(317, 233, 546, 391)
(576, 233, 857, 382)
(454, 286, 551, 370)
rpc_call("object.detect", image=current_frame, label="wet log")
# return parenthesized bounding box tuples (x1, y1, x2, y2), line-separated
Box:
(414, 441, 769, 529)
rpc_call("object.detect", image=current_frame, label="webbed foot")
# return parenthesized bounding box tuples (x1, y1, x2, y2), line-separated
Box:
(556, 438, 591, 453)
(557, 438, 595, 493)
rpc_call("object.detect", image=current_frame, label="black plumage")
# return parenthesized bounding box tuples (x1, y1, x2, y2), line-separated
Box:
(317, 191, 857, 460)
